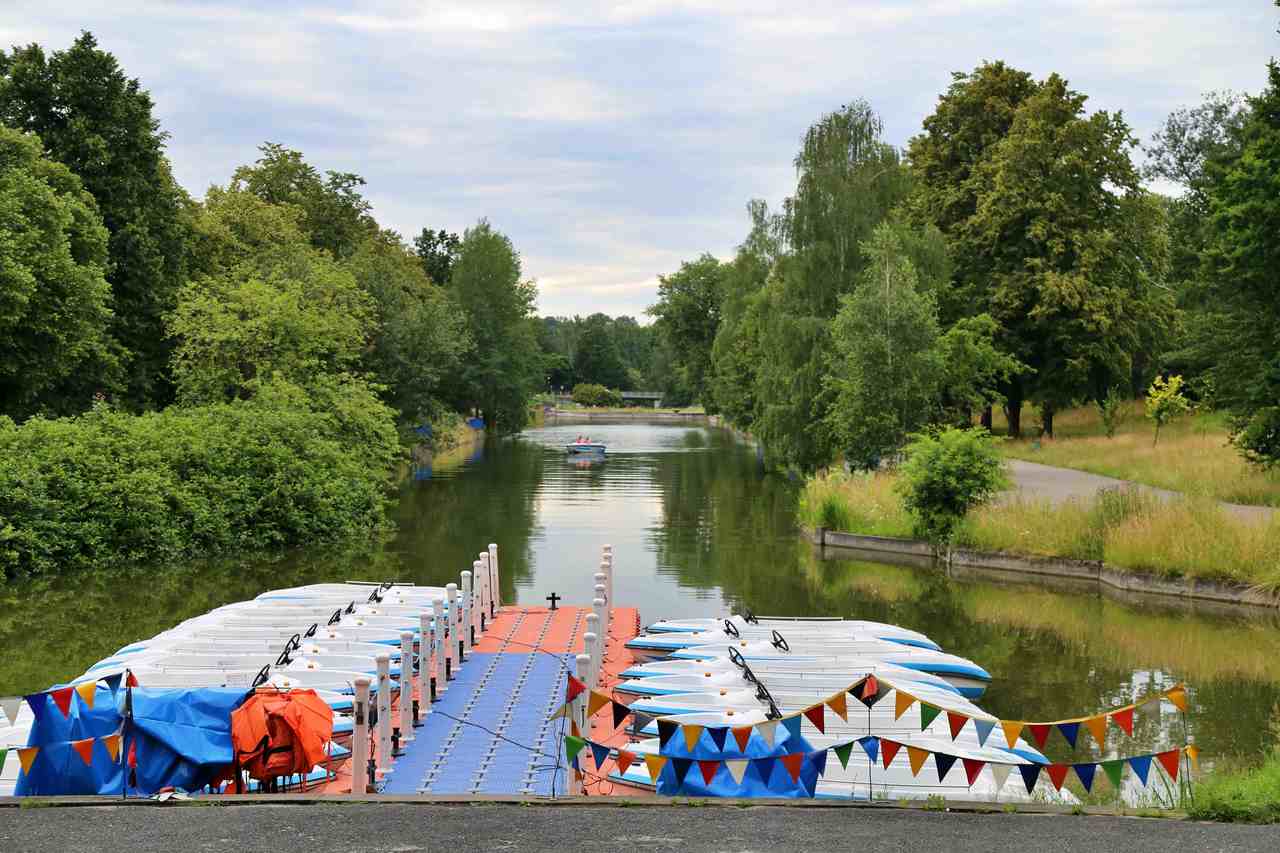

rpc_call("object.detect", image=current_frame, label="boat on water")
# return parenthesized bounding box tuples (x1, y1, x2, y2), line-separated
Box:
(565, 436, 606, 455)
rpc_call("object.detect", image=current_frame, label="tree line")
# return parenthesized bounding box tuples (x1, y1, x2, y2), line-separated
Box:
(650, 46, 1280, 472)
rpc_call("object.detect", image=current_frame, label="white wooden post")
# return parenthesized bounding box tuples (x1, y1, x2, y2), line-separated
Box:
(602, 545, 613, 609)
(568, 653, 591, 795)
(399, 631, 414, 741)
(417, 612, 431, 718)
(445, 584, 458, 677)
(375, 653, 392, 779)
(461, 570, 473, 655)
(352, 676, 371, 794)
(477, 552, 491, 629)
(470, 560, 484, 642)
(431, 598, 446, 695)
(488, 543, 501, 613)
(583, 630, 598, 691)
(593, 576, 608, 637)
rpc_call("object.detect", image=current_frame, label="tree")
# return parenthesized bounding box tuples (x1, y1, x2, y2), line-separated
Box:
(0, 126, 119, 418)
(648, 254, 723, 404)
(895, 427, 1008, 547)
(573, 313, 630, 389)
(0, 32, 190, 408)
(447, 220, 542, 433)
(413, 228, 462, 285)
(1145, 374, 1190, 446)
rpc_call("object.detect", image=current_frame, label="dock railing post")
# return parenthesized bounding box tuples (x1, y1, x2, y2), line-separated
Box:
(375, 653, 392, 779)
(352, 677, 371, 794)
(602, 545, 613, 611)
(445, 583, 458, 677)
(478, 552, 491, 632)
(431, 598, 445, 697)
(470, 560, 483, 643)
(488, 543, 500, 614)
(461, 570, 473, 656)
(583, 629, 598, 692)
(416, 613, 430, 720)
(593, 576, 608, 637)
(584, 614, 599, 687)
(399, 631, 415, 742)
(568, 653, 591, 795)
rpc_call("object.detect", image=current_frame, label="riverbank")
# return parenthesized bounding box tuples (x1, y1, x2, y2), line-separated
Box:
(546, 408, 710, 420)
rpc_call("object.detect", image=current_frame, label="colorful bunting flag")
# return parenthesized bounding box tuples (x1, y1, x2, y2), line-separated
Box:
(1111, 707, 1135, 736)
(990, 764, 1012, 793)
(1101, 758, 1125, 789)
(25, 692, 49, 722)
(75, 682, 96, 710)
(962, 757, 985, 787)
(1073, 762, 1097, 792)
(50, 686, 74, 718)
(671, 757, 694, 785)
(1027, 723, 1051, 749)
(698, 760, 720, 785)
(570, 720, 581, 739)
(616, 749, 636, 776)
(906, 746, 929, 777)
(803, 703, 825, 733)
(1165, 684, 1188, 713)
(881, 739, 902, 770)
(858, 736, 879, 765)
(1057, 721, 1080, 748)
(17, 746, 38, 775)
(0, 748, 5, 772)
(1001, 721, 1024, 749)
(683, 724, 704, 752)
(781, 716, 802, 744)
(919, 703, 941, 731)
(1083, 714, 1107, 747)
(126, 670, 139, 688)
(71, 737, 96, 766)
(1186, 744, 1200, 771)
(0, 697, 21, 726)
(657, 719, 678, 748)
(725, 759, 749, 785)
(611, 700, 631, 730)
(102, 733, 121, 763)
(973, 718, 995, 747)
(103, 673, 123, 697)
(857, 675, 882, 708)
(810, 749, 828, 777)
(752, 756, 776, 784)
(833, 741, 855, 769)
(827, 691, 848, 722)
(566, 675, 586, 703)
(934, 752, 957, 782)
(731, 726, 753, 751)
(564, 734, 585, 762)
(1129, 754, 1152, 786)
(1018, 764, 1041, 794)
(780, 752, 805, 782)
(756, 719, 779, 748)
(589, 741, 610, 770)
(708, 727, 729, 752)
(644, 754, 668, 781)
(548, 702, 571, 721)
(894, 691, 916, 721)
(587, 690, 610, 717)
(947, 712, 968, 740)
(1045, 764, 1070, 791)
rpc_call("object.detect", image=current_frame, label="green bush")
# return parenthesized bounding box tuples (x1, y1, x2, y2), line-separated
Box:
(895, 427, 1008, 545)
(0, 377, 400, 582)
(1187, 750, 1280, 824)
(571, 383, 623, 408)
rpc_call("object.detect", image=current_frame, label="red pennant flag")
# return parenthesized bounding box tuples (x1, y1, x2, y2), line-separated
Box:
(71, 737, 95, 766)
(125, 671, 139, 688)
(962, 758, 985, 787)
(780, 752, 805, 782)
(1027, 724, 1051, 749)
(1156, 749, 1181, 781)
(698, 760, 720, 785)
(1111, 707, 1134, 736)
(50, 687, 74, 718)
(880, 739, 902, 770)
(616, 749, 636, 776)
(566, 676, 586, 703)
(861, 675, 879, 700)
(803, 704, 825, 733)
(128, 739, 137, 769)
(947, 712, 969, 740)
(1046, 763, 1070, 791)
(731, 726, 753, 752)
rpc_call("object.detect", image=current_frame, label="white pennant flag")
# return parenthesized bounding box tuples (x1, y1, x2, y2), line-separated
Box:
(990, 763, 1012, 795)
(725, 759, 749, 785)
(756, 719, 779, 748)
(0, 697, 22, 726)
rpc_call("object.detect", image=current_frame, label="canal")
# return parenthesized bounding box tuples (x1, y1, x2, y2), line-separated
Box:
(3, 419, 1279, 785)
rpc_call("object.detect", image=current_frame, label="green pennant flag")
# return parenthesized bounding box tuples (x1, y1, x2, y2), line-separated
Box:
(1101, 759, 1125, 790)
(564, 735, 586, 763)
(833, 741, 854, 770)
(0, 747, 6, 771)
(920, 703, 942, 731)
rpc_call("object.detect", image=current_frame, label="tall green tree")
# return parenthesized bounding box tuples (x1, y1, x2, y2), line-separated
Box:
(648, 253, 724, 405)
(413, 228, 462, 285)
(0, 126, 118, 418)
(573, 313, 630, 389)
(0, 32, 190, 408)
(447, 220, 541, 432)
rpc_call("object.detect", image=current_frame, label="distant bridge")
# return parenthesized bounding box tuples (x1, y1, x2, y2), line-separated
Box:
(620, 391, 663, 407)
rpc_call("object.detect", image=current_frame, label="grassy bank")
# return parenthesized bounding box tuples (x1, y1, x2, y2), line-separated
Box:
(995, 402, 1280, 507)
(798, 471, 1280, 592)
(1187, 749, 1280, 823)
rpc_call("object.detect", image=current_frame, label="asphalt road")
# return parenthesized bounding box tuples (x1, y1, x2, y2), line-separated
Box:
(3, 803, 1279, 853)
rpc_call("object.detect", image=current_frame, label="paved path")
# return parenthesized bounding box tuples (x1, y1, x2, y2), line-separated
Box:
(1005, 459, 1276, 523)
(3, 802, 1278, 853)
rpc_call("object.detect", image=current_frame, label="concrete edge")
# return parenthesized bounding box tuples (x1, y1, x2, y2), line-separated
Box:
(810, 527, 1279, 610)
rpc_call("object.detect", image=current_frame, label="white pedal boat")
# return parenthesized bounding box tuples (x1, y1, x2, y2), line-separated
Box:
(644, 615, 938, 649)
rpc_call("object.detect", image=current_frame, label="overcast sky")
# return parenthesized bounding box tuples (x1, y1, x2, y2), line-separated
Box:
(5, 2, 1277, 317)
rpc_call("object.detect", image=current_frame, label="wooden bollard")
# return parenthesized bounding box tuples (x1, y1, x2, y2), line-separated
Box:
(399, 631, 414, 742)
(568, 653, 591, 795)
(461, 570, 473, 656)
(352, 676, 371, 794)
(488, 543, 501, 613)
(445, 584, 457, 677)
(375, 653, 392, 778)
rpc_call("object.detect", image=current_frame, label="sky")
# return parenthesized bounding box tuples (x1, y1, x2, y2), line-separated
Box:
(4, 1, 1278, 317)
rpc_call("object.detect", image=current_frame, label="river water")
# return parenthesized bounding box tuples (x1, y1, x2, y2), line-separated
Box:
(4, 419, 1279, 785)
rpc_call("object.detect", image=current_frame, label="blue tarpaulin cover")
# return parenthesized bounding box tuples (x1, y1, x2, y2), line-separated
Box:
(15, 686, 247, 796)
(654, 722, 819, 798)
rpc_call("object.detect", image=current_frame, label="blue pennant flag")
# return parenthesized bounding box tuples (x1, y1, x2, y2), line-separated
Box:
(1129, 754, 1153, 786)
(858, 736, 879, 764)
(1018, 764, 1042, 793)
(782, 715, 802, 743)
(671, 757, 694, 784)
(707, 727, 729, 752)
(934, 752, 958, 782)
(24, 693, 50, 722)
(1073, 763, 1097, 792)
(103, 673, 123, 697)
(1057, 722, 1080, 748)
(589, 741, 610, 770)
(973, 719, 995, 747)
(752, 756, 776, 784)
(657, 719, 678, 748)
(810, 749, 828, 777)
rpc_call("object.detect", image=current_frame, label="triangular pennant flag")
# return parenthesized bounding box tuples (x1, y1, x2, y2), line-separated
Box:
(707, 727, 729, 752)
(1186, 745, 1200, 771)
(725, 759, 749, 785)
(547, 702, 571, 721)
(25, 692, 49, 721)
(756, 719, 779, 748)
(17, 746, 38, 775)
(947, 712, 968, 741)
(125, 671, 139, 688)
(858, 736, 879, 765)
(934, 751, 958, 782)
(752, 755, 776, 784)
(991, 763, 1011, 793)
(102, 733, 121, 763)
(644, 754, 668, 782)
(833, 741, 855, 769)
(1046, 764, 1070, 791)
(1027, 724, 1051, 749)
(1129, 754, 1153, 786)
(781, 715, 802, 743)
(1111, 707, 1135, 736)
(574, 768, 584, 782)
(731, 726, 753, 752)
(697, 759, 720, 785)
(1018, 763, 1041, 793)
(906, 746, 929, 777)
(1165, 685, 1188, 713)
(50, 686, 74, 718)
(570, 720, 580, 739)
(881, 739, 902, 769)
(127, 739, 137, 769)
(803, 703, 825, 733)
(1083, 714, 1107, 747)
(657, 719, 679, 748)
(589, 741, 610, 770)
(611, 701, 631, 730)
(71, 737, 96, 766)
(616, 749, 636, 776)
(682, 724, 704, 752)
(563, 734, 586, 762)
(566, 675, 586, 703)
(1073, 763, 1097, 792)
(103, 673, 122, 697)
(671, 757, 694, 785)
(962, 758, 985, 787)
(858, 675, 882, 708)
(894, 691, 916, 721)
(1057, 721, 1080, 749)
(0, 697, 21, 726)
(1101, 759, 1125, 789)
(810, 748, 828, 777)
(74, 682, 96, 710)
(780, 752, 805, 782)
(827, 691, 848, 722)
(587, 690, 610, 717)
(1001, 721, 1024, 749)
(919, 703, 941, 731)
(970, 718, 994, 748)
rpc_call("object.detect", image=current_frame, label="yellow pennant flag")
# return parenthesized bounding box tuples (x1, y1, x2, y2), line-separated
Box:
(570, 720, 580, 739)
(894, 691, 916, 721)
(102, 733, 122, 763)
(17, 746, 38, 775)
(827, 691, 848, 722)
(547, 702, 571, 721)
(1001, 721, 1024, 750)
(683, 724, 704, 752)
(75, 682, 96, 710)
(1082, 714, 1107, 747)
(644, 753, 669, 781)
(1165, 685, 1189, 713)
(1185, 745, 1200, 771)
(587, 690, 611, 717)
(906, 745, 929, 777)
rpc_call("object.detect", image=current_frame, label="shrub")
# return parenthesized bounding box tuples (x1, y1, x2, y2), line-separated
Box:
(1098, 386, 1127, 438)
(571, 383, 622, 408)
(895, 428, 1008, 545)
(1187, 746, 1280, 824)
(1145, 375, 1190, 446)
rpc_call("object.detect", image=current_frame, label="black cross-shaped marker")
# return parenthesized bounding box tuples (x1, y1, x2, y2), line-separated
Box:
(546, 592, 561, 610)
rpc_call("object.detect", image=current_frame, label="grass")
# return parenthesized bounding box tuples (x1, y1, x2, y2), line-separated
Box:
(995, 401, 1280, 507)
(798, 471, 1280, 592)
(1187, 746, 1280, 823)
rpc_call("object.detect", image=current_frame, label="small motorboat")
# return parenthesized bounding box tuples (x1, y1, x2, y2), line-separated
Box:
(565, 437, 606, 455)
